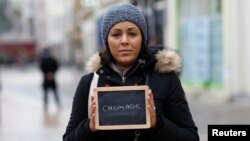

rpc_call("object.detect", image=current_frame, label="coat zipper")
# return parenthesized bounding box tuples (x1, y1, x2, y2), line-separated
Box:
(134, 130, 140, 141)
(121, 63, 141, 84)
(122, 76, 126, 84)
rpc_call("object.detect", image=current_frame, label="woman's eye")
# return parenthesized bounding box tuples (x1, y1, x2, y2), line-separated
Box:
(129, 33, 137, 36)
(112, 33, 121, 38)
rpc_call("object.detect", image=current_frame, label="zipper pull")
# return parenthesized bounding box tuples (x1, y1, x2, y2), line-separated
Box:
(134, 130, 140, 141)
(122, 76, 126, 84)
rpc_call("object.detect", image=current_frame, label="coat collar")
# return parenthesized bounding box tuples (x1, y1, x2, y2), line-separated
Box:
(85, 49, 181, 74)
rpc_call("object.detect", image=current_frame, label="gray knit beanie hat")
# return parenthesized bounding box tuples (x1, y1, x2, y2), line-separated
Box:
(101, 3, 147, 47)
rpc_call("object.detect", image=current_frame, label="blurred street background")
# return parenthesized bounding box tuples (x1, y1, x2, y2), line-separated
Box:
(1, 0, 250, 141)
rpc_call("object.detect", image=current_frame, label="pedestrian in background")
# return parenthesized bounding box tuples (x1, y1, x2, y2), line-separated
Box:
(63, 3, 199, 141)
(40, 48, 60, 111)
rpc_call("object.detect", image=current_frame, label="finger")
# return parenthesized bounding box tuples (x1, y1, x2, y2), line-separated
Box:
(90, 96, 96, 107)
(147, 98, 155, 113)
(90, 104, 96, 129)
(90, 103, 96, 115)
(91, 96, 95, 102)
(147, 90, 155, 112)
(90, 112, 97, 132)
(91, 112, 96, 124)
(148, 89, 155, 105)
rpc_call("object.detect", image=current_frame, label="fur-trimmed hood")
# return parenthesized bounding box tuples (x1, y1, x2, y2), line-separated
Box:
(86, 49, 181, 73)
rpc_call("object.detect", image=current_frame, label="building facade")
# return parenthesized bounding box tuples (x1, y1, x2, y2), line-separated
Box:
(166, 0, 250, 101)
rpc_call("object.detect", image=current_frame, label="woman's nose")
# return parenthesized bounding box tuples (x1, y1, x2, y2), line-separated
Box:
(121, 34, 129, 45)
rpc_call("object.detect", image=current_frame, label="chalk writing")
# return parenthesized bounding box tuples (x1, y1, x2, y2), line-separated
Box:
(102, 104, 141, 112)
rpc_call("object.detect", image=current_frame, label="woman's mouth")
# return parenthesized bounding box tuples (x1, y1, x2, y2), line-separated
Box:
(118, 49, 132, 53)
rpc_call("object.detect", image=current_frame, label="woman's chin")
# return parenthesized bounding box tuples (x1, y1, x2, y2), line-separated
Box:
(116, 57, 135, 66)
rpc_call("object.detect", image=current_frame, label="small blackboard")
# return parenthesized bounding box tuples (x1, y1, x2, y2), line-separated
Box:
(94, 86, 150, 130)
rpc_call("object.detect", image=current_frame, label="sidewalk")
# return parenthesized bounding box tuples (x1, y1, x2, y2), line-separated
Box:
(0, 65, 83, 141)
(0, 90, 69, 141)
(188, 93, 250, 141)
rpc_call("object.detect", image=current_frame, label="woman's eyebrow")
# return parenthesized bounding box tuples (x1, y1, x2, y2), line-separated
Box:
(110, 27, 139, 32)
(110, 29, 122, 32)
(127, 27, 139, 31)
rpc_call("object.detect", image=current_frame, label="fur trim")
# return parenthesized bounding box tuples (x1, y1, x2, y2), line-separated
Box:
(86, 50, 181, 73)
(85, 53, 102, 72)
(154, 50, 181, 73)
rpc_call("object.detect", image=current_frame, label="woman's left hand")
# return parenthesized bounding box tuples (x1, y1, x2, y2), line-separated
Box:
(147, 89, 156, 128)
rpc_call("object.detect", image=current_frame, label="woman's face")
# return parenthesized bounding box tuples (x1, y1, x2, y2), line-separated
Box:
(107, 21, 142, 68)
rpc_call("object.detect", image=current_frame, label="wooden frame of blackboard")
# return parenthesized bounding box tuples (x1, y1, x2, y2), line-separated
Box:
(94, 85, 150, 130)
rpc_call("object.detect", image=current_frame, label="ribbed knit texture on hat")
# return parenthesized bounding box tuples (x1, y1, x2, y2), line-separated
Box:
(101, 3, 147, 46)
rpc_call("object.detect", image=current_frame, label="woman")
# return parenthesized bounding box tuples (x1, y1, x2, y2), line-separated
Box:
(63, 3, 199, 141)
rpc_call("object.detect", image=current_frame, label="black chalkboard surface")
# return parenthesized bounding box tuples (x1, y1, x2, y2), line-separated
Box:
(94, 86, 150, 130)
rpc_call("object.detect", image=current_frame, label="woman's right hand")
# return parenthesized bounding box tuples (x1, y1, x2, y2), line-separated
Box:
(89, 96, 97, 132)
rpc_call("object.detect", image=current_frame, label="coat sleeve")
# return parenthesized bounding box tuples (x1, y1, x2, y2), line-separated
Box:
(147, 72, 199, 141)
(63, 73, 97, 141)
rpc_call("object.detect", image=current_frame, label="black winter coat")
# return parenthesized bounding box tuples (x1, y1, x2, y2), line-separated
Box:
(40, 56, 58, 89)
(63, 48, 199, 141)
